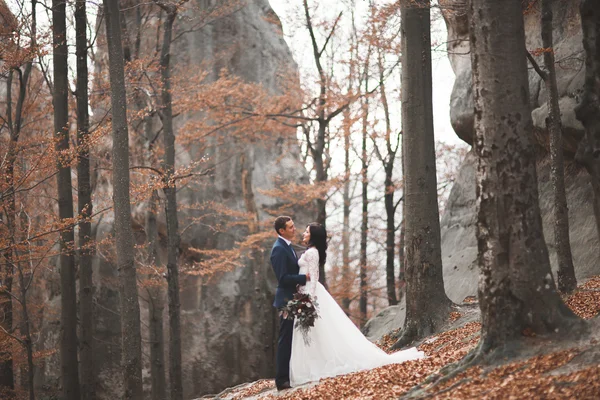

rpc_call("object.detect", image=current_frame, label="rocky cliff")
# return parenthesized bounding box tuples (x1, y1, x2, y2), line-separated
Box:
(33, 1, 312, 398)
(365, 0, 600, 341)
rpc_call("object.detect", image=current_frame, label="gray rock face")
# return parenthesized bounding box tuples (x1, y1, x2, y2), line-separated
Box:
(34, 1, 311, 399)
(444, 0, 584, 149)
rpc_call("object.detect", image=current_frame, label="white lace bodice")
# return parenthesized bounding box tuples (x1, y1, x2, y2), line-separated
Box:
(298, 247, 320, 295)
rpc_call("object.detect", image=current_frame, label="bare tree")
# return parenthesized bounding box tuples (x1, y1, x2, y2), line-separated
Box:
(75, 0, 95, 397)
(152, 2, 184, 398)
(359, 70, 370, 327)
(102, 0, 143, 397)
(392, 0, 451, 349)
(52, 0, 81, 396)
(541, 0, 577, 293)
(0, 1, 32, 391)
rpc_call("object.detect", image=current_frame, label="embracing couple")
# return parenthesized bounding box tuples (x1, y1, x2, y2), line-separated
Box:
(270, 216, 425, 391)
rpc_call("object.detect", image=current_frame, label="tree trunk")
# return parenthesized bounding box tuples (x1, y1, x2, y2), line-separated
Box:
(397, 216, 406, 300)
(1, 2, 36, 391)
(341, 109, 352, 313)
(359, 91, 369, 327)
(157, 8, 183, 400)
(148, 288, 166, 400)
(53, 0, 81, 396)
(146, 189, 166, 400)
(541, 0, 577, 294)
(392, 0, 451, 349)
(75, 0, 95, 397)
(16, 266, 35, 400)
(314, 134, 328, 288)
(103, 0, 143, 397)
(575, 0, 600, 252)
(469, 0, 581, 358)
(1, 72, 16, 395)
(378, 50, 398, 307)
(384, 169, 398, 306)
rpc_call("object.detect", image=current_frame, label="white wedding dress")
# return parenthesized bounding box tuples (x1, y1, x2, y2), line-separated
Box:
(289, 247, 425, 387)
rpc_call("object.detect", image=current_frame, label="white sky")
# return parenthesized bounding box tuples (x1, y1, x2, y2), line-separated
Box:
(268, 0, 462, 146)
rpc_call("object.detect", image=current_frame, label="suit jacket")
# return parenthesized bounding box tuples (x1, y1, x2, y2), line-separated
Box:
(271, 237, 307, 308)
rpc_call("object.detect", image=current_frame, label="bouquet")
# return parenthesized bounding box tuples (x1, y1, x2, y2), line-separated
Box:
(281, 291, 319, 345)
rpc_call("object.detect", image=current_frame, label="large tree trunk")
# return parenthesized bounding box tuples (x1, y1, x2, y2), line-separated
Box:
(75, 0, 95, 397)
(469, 0, 581, 358)
(575, 0, 600, 249)
(541, 0, 577, 294)
(392, 0, 451, 349)
(154, 6, 183, 399)
(52, 0, 81, 396)
(103, 0, 143, 397)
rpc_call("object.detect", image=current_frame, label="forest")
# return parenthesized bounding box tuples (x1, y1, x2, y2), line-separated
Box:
(1, 0, 599, 399)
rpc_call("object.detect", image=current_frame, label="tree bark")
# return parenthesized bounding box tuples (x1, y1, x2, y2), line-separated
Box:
(397, 216, 406, 300)
(1, 71, 17, 400)
(147, 288, 166, 400)
(469, 0, 581, 357)
(75, 0, 95, 397)
(156, 6, 183, 400)
(392, 0, 452, 349)
(341, 109, 352, 314)
(375, 46, 399, 307)
(53, 0, 81, 396)
(575, 0, 600, 252)
(102, 0, 143, 397)
(541, 0, 577, 294)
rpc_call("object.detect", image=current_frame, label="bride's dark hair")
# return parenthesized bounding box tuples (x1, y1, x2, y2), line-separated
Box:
(307, 223, 328, 266)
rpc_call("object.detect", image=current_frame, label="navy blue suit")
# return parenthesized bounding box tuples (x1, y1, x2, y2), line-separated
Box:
(270, 237, 306, 387)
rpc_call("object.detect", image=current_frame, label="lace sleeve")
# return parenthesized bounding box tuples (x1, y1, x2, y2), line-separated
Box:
(305, 248, 320, 296)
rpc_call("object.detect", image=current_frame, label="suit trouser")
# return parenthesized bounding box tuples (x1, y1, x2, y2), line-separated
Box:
(275, 314, 294, 386)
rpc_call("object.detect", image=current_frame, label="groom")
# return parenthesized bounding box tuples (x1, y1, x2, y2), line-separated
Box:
(270, 216, 310, 391)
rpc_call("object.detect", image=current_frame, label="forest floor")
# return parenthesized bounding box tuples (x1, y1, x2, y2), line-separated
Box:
(203, 276, 600, 400)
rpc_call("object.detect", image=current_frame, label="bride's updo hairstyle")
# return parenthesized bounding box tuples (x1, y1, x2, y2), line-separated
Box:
(307, 223, 328, 267)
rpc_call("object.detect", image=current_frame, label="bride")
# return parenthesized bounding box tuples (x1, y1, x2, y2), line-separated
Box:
(289, 223, 425, 387)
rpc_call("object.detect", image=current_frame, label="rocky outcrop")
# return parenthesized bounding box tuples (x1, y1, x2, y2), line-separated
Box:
(444, 0, 584, 149)
(34, 1, 311, 399)
(366, 0, 600, 341)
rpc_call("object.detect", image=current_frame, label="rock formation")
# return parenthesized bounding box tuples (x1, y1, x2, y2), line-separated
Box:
(33, 0, 312, 398)
(365, 0, 600, 341)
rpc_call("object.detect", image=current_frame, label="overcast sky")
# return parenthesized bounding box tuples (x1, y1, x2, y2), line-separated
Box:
(268, 0, 463, 146)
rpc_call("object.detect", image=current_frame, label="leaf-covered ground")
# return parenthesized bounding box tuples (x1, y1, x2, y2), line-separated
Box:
(209, 276, 600, 399)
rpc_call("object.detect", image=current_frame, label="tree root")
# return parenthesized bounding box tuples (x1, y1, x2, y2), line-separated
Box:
(400, 346, 482, 399)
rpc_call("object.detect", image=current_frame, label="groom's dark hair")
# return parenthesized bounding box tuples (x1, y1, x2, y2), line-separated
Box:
(274, 216, 292, 234)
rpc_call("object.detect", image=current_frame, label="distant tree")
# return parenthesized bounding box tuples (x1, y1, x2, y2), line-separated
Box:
(540, 0, 577, 293)
(75, 0, 95, 396)
(52, 0, 81, 396)
(102, 0, 143, 396)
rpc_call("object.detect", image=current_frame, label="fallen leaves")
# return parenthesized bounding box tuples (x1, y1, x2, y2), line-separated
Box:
(226, 275, 600, 399)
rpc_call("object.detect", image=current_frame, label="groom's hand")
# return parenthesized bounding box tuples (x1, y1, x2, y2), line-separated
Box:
(306, 272, 311, 281)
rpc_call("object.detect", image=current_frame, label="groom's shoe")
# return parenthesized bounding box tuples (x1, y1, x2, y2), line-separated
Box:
(276, 381, 291, 391)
